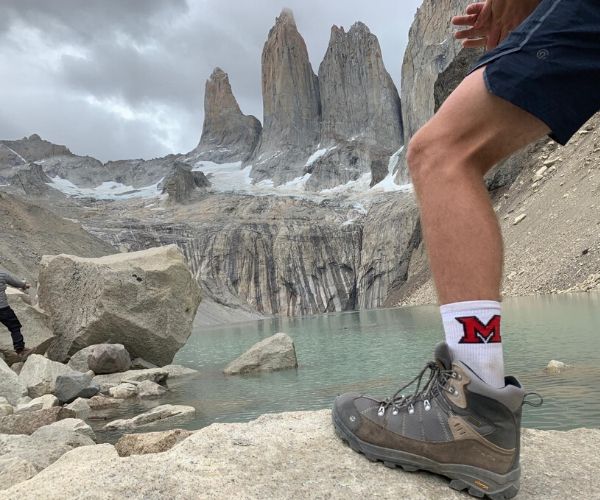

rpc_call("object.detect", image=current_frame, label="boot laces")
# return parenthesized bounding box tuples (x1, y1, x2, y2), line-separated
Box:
(377, 361, 455, 417)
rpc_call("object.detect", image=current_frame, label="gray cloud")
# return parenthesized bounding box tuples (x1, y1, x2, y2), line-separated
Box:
(0, 0, 423, 162)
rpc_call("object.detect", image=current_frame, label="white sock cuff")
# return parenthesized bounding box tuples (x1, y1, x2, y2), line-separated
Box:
(440, 300, 501, 316)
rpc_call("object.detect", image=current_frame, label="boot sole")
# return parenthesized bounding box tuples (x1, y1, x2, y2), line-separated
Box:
(332, 410, 520, 500)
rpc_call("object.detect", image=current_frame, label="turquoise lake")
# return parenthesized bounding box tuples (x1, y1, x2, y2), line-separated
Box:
(94, 293, 600, 442)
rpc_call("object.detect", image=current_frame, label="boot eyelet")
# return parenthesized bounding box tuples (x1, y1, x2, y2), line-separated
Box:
(392, 407, 399, 416)
(408, 404, 415, 415)
(424, 400, 431, 411)
(378, 405, 385, 417)
(449, 386, 456, 395)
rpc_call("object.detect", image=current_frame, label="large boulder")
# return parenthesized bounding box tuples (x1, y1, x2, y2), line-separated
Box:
(18, 354, 80, 398)
(0, 457, 37, 489)
(0, 358, 28, 405)
(3, 411, 599, 499)
(136, 380, 167, 399)
(0, 407, 75, 435)
(53, 372, 99, 404)
(224, 333, 298, 375)
(38, 245, 202, 365)
(66, 345, 96, 372)
(64, 398, 92, 420)
(104, 405, 196, 431)
(32, 418, 96, 442)
(87, 344, 131, 374)
(115, 429, 193, 457)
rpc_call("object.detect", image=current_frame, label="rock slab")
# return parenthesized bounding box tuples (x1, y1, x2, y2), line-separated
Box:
(38, 245, 202, 366)
(104, 404, 196, 431)
(115, 429, 194, 457)
(4, 410, 599, 499)
(18, 354, 80, 398)
(224, 332, 298, 375)
(0, 358, 28, 405)
(0, 407, 75, 435)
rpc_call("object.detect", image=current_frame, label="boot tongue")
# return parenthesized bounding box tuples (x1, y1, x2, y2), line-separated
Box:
(434, 342, 453, 371)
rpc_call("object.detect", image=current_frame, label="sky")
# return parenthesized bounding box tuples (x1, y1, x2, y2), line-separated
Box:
(0, 0, 422, 162)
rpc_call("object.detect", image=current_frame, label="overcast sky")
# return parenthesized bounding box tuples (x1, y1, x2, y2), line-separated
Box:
(0, 0, 422, 162)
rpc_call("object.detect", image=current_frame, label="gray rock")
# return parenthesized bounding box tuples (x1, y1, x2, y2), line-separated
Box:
(0, 407, 75, 435)
(64, 398, 91, 420)
(15, 394, 59, 414)
(161, 365, 198, 378)
(136, 380, 167, 399)
(131, 358, 158, 370)
(108, 383, 137, 399)
(0, 457, 37, 490)
(161, 162, 211, 204)
(10, 163, 53, 196)
(87, 344, 131, 374)
(10, 362, 23, 375)
(545, 360, 571, 374)
(193, 68, 262, 163)
(249, 9, 321, 185)
(87, 395, 121, 410)
(0, 404, 13, 417)
(67, 345, 96, 372)
(93, 367, 168, 392)
(19, 354, 80, 398)
(104, 404, 195, 431)
(32, 418, 96, 441)
(0, 358, 28, 405)
(115, 429, 193, 457)
(318, 22, 402, 150)
(54, 371, 99, 404)
(4, 411, 599, 499)
(38, 245, 202, 366)
(224, 333, 298, 375)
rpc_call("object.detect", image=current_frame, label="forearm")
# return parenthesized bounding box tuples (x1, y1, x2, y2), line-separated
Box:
(5, 274, 26, 289)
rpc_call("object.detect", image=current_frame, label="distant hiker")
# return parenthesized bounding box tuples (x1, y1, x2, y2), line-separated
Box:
(0, 268, 32, 357)
(333, 1, 598, 498)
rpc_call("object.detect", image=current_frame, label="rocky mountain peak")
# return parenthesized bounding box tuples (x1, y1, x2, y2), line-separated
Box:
(194, 67, 262, 163)
(318, 19, 402, 150)
(276, 8, 296, 27)
(249, 8, 321, 185)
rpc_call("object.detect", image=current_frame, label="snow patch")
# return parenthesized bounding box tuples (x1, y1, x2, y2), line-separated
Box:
(47, 176, 164, 200)
(370, 147, 413, 193)
(305, 146, 336, 167)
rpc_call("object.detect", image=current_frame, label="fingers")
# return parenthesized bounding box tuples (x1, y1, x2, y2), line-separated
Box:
(466, 2, 485, 14)
(452, 13, 479, 26)
(462, 37, 487, 48)
(455, 27, 485, 39)
(486, 27, 502, 51)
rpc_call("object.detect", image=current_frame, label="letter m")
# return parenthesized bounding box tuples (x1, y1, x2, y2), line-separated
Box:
(456, 315, 502, 344)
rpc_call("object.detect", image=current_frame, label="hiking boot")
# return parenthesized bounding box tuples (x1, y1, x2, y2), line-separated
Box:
(332, 343, 537, 499)
(15, 347, 33, 360)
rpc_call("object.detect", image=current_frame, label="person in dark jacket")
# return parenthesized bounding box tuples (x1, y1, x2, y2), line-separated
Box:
(0, 268, 32, 357)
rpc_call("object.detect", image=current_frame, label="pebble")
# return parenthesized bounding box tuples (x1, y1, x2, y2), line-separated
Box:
(513, 214, 527, 225)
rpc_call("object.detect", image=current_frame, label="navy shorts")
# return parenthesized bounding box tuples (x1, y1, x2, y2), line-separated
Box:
(471, 0, 600, 145)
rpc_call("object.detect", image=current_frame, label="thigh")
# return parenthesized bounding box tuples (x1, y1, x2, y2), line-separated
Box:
(0, 307, 21, 330)
(422, 67, 550, 173)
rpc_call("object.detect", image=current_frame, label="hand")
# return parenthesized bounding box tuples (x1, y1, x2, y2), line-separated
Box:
(452, 0, 540, 51)
(22, 283, 31, 290)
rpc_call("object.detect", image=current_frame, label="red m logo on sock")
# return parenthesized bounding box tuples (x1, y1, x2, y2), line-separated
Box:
(456, 315, 502, 344)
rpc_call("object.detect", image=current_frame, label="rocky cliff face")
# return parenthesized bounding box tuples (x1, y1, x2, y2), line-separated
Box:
(249, 9, 321, 185)
(319, 23, 402, 150)
(85, 192, 420, 316)
(194, 68, 262, 163)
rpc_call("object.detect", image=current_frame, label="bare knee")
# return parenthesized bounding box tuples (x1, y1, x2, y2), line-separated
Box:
(407, 124, 489, 189)
(407, 126, 443, 187)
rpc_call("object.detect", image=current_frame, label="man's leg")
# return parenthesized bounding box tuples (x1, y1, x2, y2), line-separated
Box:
(0, 306, 25, 352)
(407, 67, 549, 386)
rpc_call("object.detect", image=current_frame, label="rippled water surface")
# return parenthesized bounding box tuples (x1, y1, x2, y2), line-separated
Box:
(95, 293, 600, 442)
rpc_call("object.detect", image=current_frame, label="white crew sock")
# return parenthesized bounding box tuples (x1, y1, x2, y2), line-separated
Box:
(440, 300, 505, 388)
